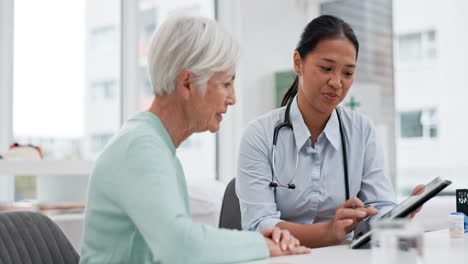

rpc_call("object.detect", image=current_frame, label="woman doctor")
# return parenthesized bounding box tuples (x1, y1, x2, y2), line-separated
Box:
(236, 15, 423, 248)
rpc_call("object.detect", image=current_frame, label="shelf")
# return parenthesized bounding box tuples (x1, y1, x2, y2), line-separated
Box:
(48, 212, 84, 222)
(0, 160, 93, 176)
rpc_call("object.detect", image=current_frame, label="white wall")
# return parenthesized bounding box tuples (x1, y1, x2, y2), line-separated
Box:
(217, 0, 320, 183)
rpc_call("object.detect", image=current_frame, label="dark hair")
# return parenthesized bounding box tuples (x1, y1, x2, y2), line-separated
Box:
(280, 15, 359, 107)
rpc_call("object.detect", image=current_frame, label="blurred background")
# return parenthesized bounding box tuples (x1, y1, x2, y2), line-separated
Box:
(1, 0, 467, 251)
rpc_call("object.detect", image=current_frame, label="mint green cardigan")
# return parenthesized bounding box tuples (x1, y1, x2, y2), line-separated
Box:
(80, 112, 268, 264)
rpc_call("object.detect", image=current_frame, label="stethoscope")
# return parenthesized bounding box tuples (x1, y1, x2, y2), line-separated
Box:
(269, 99, 351, 200)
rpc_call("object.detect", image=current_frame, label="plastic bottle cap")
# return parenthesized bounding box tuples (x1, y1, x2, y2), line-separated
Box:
(451, 212, 465, 216)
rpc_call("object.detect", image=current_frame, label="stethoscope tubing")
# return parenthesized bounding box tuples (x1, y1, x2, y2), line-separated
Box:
(270, 99, 350, 200)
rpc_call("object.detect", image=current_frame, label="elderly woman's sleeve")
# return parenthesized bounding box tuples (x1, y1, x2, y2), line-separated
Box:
(116, 136, 269, 264)
(236, 120, 283, 231)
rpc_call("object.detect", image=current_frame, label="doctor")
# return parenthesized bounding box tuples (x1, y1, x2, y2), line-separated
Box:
(236, 15, 423, 248)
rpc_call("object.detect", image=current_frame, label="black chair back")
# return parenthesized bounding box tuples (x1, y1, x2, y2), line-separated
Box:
(0, 211, 79, 264)
(219, 178, 242, 230)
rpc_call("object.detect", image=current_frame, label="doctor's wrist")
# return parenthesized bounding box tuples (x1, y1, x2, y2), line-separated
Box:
(324, 221, 346, 245)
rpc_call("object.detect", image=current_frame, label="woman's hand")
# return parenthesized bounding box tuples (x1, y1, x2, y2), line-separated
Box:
(326, 197, 378, 244)
(261, 227, 311, 257)
(406, 184, 425, 218)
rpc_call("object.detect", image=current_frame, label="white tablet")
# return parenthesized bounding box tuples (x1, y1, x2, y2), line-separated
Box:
(350, 177, 452, 249)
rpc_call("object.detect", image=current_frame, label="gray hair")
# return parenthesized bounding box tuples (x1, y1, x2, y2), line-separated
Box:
(147, 16, 240, 95)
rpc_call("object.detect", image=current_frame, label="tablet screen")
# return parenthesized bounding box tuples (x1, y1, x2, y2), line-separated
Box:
(381, 177, 448, 220)
(350, 177, 452, 249)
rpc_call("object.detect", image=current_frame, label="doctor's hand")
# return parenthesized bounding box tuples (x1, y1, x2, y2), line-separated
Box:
(326, 197, 378, 244)
(406, 184, 425, 219)
(261, 227, 311, 257)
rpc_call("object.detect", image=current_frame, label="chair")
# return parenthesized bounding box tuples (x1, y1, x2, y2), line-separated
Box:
(219, 178, 242, 230)
(0, 211, 79, 264)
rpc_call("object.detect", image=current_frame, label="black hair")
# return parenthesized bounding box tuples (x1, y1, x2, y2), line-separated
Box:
(280, 15, 359, 107)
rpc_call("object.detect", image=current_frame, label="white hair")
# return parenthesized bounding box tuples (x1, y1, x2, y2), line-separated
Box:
(147, 16, 240, 96)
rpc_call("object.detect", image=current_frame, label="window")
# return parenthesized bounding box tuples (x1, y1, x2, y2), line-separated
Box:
(139, 67, 153, 98)
(13, 0, 121, 161)
(14, 136, 82, 159)
(425, 31, 437, 59)
(90, 134, 113, 153)
(399, 109, 438, 139)
(397, 30, 437, 63)
(398, 33, 422, 62)
(137, 0, 217, 181)
(400, 111, 423, 138)
(90, 26, 117, 53)
(420, 108, 438, 138)
(10, 0, 121, 202)
(90, 80, 117, 103)
(140, 8, 157, 41)
(15, 176, 36, 201)
(2, 0, 219, 205)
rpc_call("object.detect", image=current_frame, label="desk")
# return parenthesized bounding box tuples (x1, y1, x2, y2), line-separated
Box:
(245, 230, 468, 263)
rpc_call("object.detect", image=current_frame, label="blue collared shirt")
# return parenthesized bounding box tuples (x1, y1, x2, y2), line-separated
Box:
(236, 96, 397, 235)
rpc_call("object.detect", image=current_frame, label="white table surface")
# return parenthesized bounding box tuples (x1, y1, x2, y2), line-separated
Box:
(245, 229, 468, 264)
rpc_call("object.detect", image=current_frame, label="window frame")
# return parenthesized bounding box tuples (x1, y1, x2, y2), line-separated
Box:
(0, 0, 15, 201)
(395, 30, 437, 65)
(0, 0, 14, 154)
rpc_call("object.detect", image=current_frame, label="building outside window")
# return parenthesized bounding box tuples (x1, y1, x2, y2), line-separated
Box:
(90, 80, 116, 103)
(394, 0, 468, 195)
(90, 26, 117, 53)
(137, 0, 217, 182)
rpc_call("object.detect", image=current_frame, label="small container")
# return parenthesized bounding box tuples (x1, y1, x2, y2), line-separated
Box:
(371, 219, 423, 264)
(448, 212, 465, 238)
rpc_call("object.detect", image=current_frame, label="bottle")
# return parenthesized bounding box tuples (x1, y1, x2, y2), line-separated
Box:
(448, 212, 465, 238)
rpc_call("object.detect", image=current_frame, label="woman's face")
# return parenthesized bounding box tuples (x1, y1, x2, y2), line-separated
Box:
(295, 37, 357, 115)
(189, 67, 236, 133)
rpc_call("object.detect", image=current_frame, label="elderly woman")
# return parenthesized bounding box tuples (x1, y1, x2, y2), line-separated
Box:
(79, 16, 309, 264)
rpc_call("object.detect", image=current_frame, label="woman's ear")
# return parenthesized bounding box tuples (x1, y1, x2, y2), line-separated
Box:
(175, 69, 193, 98)
(293, 51, 302, 76)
